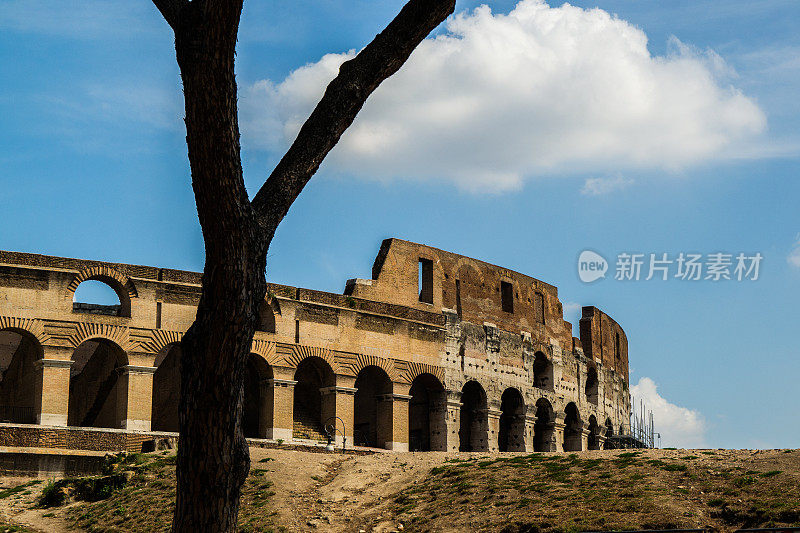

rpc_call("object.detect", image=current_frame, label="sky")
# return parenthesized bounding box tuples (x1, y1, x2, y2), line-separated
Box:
(1, 0, 798, 449)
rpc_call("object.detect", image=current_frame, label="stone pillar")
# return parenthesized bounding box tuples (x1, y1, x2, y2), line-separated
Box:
(595, 425, 608, 451)
(524, 412, 537, 453)
(486, 403, 502, 452)
(428, 390, 450, 452)
(443, 389, 462, 452)
(580, 424, 591, 452)
(377, 393, 412, 451)
(320, 385, 357, 447)
(263, 378, 296, 442)
(553, 413, 566, 452)
(119, 365, 157, 431)
(33, 349, 73, 426)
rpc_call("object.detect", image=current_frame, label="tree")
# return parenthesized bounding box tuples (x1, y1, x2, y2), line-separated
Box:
(149, 0, 455, 530)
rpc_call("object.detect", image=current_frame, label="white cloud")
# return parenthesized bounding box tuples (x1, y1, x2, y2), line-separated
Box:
(788, 234, 800, 268)
(580, 174, 634, 196)
(630, 377, 706, 449)
(241, 0, 767, 192)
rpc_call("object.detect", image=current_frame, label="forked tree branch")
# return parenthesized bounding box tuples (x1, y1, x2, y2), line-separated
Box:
(152, 0, 188, 29)
(251, 0, 455, 235)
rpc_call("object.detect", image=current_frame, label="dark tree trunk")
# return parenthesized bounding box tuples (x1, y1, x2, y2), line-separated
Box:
(150, 0, 455, 531)
(171, 3, 266, 531)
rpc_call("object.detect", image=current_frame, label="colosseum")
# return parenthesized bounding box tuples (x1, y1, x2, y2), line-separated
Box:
(0, 238, 630, 454)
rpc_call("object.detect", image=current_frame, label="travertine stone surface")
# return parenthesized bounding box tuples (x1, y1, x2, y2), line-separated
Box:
(0, 239, 630, 452)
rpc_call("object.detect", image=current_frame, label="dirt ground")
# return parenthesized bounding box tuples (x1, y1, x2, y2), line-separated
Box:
(1, 447, 798, 532)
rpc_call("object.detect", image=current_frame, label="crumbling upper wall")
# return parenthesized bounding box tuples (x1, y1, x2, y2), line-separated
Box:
(347, 238, 573, 348)
(579, 306, 629, 380)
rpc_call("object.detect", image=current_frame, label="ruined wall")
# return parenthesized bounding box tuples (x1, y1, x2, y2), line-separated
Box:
(0, 239, 631, 453)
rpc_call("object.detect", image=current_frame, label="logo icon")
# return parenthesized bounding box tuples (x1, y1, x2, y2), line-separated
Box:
(578, 250, 608, 283)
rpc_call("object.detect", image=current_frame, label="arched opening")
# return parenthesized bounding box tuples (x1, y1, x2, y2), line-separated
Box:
(459, 381, 488, 452)
(72, 279, 129, 317)
(293, 357, 335, 442)
(258, 299, 276, 334)
(152, 344, 181, 432)
(68, 339, 128, 429)
(585, 366, 599, 404)
(0, 329, 42, 423)
(533, 398, 554, 452)
(588, 415, 601, 450)
(353, 366, 393, 448)
(604, 418, 615, 449)
(533, 352, 553, 391)
(563, 402, 582, 451)
(243, 354, 273, 438)
(498, 388, 525, 452)
(409, 373, 445, 451)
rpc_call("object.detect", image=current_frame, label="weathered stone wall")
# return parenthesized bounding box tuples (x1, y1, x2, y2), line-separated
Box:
(0, 239, 630, 453)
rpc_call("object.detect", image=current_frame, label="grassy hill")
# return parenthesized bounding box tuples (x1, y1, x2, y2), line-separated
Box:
(0, 447, 798, 532)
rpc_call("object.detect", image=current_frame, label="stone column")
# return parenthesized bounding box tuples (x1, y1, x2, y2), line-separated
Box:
(320, 385, 357, 447)
(263, 378, 296, 442)
(596, 425, 608, 451)
(486, 402, 502, 452)
(553, 413, 566, 452)
(580, 424, 591, 452)
(443, 389, 462, 452)
(377, 393, 412, 451)
(33, 347, 73, 426)
(119, 365, 157, 431)
(524, 411, 537, 453)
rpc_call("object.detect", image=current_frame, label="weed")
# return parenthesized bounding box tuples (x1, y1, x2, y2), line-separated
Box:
(0, 481, 39, 500)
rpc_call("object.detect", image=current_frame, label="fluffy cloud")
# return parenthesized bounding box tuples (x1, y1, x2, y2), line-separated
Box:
(630, 377, 706, 449)
(240, 0, 767, 191)
(580, 174, 634, 196)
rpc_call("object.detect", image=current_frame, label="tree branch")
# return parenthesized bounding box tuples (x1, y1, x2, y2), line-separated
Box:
(251, 0, 455, 235)
(152, 0, 188, 29)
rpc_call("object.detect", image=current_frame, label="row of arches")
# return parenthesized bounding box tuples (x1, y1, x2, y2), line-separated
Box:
(456, 380, 606, 452)
(0, 328, 614, 452)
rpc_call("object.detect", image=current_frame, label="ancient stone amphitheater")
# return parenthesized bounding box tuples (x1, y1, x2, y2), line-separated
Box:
(0, 238, 630, 453)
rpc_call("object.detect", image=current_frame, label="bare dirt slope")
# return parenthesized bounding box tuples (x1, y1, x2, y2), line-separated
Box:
(1, 447, 799, 532)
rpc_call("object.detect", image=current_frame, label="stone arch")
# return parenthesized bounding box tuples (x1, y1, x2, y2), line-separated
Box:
(292, 356, 335, 441)
(68, 324, 130, 352)
(409, 373, 445, 451)
(398, 361, 444, 385)
(152, 343, 181, 432)
(459, 380, 488, 452)
(533, 351, 554, 391)
(563, 402, 582, 451)
(344, 354, 397, 382)
(68, 266, 137, 318)
(353, 365, 393, 448)
(588, 414, 601, 450)
(284, 345, 337, 373)
(533, 397, 555, 452)
(0, 327, 43, 423)
(68, 337, 128, 429)
(257, 299, 277, 334)
(243, 354, 274, 438)
(498, 387, 526, 452)
(250, 340, 279, 366)
(585, 365, 599, 404)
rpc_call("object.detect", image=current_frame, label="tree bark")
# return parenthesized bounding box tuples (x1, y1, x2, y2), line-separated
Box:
(152, 0, 455, 531)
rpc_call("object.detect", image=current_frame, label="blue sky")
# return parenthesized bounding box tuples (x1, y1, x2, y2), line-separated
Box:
(1, 0, 798, 449)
